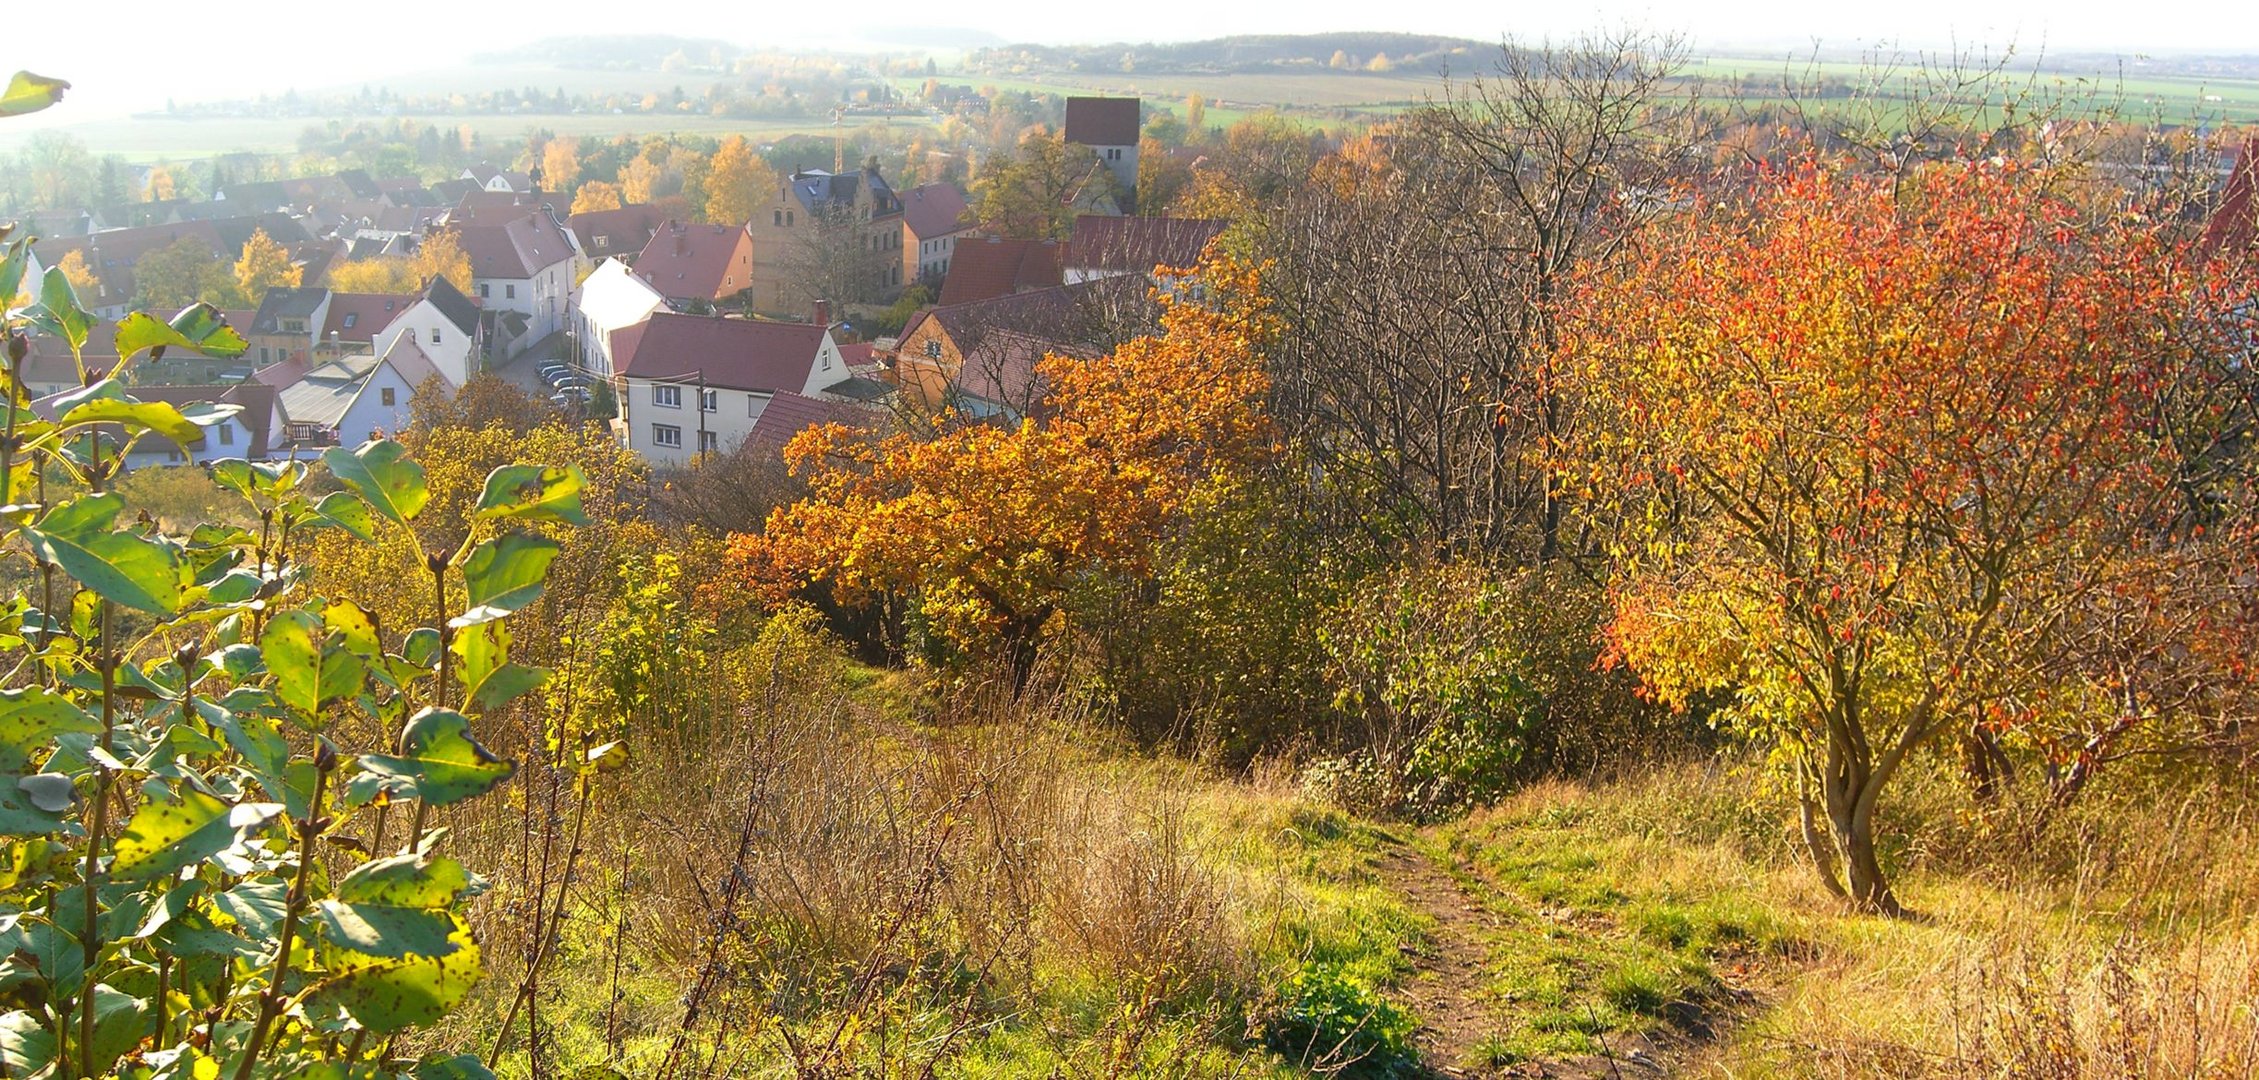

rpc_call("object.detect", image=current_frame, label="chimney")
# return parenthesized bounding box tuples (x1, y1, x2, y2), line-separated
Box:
(811, 299, 831, 327)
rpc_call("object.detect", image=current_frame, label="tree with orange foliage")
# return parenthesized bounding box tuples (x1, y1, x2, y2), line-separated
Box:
(1563, 157, 2257, 913)
(571, 180, 624, 214)
(728, 259, 1275, 679)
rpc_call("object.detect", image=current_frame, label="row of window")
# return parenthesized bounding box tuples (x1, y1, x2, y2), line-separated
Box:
(650, 424, 719, 451)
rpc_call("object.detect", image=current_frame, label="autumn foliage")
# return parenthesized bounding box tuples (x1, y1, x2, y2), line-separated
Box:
(1563, 157, 2259, 910)
(727, 260, 1275, 667)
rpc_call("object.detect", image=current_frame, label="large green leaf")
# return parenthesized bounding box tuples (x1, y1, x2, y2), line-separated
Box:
(213, 877, 288, 936)
(0, 773, 76, 836)
(82, 982, 147, 1077)
(415, 1055, 500, 1080)
(450, 621, 506, 706)
(0, 915, 82, 999)
(19, 493, 185, 615)
(314, 489, 378, 541)
(0, 686, 100, 771)
(451, 532, 559, 627)
(28, 265, 93, 363)
(110, 787, 284, 881)
(261, 609, 321, 717)
(55, 396, 211, 446)
(322, 440, 428, 524)
(473, 465, 589, 526)
(110, 303, 247, 361)
(302, 919, 482, 1034)
(467, 664, 547, 714)
(0, 71, 68, 117)
(0, 1009, 54, 1077)
(358, 709, 513, 807)
(316, 853, 475, 959)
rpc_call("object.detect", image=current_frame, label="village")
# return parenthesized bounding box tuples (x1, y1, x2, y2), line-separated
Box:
(16, 94, 1230, 472)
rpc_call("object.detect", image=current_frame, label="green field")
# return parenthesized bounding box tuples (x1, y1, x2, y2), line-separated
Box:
(0, 111, 933, 161)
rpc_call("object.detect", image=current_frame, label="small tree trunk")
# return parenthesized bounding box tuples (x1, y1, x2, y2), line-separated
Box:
(1834, 800, 1902, 916)
(1797, 775, 1847, 900)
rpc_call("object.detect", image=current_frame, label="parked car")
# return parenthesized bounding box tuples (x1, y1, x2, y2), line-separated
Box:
(537, 362, 570, 379)
(552, 377, 589, 392)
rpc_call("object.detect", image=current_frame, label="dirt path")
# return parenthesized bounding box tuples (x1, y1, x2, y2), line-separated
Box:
(1376, 842, 1505, 1075)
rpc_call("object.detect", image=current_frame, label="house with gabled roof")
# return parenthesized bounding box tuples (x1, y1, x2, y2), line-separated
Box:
(610, 310, 854, 465)
(899, 182, 973, 285)
(462, 163, 534, 194)
(1064, 96, 1142, 200)
(633, 220, 754, 308)
(569, 203, 667, 263)
(893, 277, 1156, 422)
(748, 164, 908, 315)
(2203, 138, 2259, 257)
(574, 258, 667, 378)
(1062, 215, 1224, 284)
(456, 212, 577, 352)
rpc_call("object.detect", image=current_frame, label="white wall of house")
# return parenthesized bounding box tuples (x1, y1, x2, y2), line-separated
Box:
(334, 361, 419, 446)
(574, 261, 665, 378)
(617, 332, 843, 467)
(371, 300, 476, 387)
(474, 258, 572, 347)
(124, 413, 260, 470)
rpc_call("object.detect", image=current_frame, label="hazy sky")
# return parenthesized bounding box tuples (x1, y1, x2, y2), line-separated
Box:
(17, 0, 2254, 121)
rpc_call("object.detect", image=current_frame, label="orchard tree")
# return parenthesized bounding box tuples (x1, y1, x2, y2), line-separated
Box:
(570, 180, 624, 214)
(973, 129, 1110, 240)
(731, 258, 1274, 679)
(1566, 157, 2256, 913)
(409, 227, 475, 294)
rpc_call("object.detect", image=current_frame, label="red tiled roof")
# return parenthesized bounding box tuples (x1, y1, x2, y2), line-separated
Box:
(569, 203, 667, 261)
(321, 293, 416, 343)
(1064, 97, 1142, 147)
(937, 236, 1064, 305)
(2203, 138, 2259, 256)
(613, 313, 831, 393)
(1064, 215, 1224, 274)
(746, 390, 879, 449)
(456, 214, 574, 280)
(631, 221, 753, 302)
(901, 182, 971, 239)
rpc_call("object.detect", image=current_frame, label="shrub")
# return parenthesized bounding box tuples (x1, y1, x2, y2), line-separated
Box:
(1263, 961, 1419, 1076)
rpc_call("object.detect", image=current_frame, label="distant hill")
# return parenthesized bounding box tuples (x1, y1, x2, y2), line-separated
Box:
(973, 33, 1492, 76)
(469, 35, 743, 71)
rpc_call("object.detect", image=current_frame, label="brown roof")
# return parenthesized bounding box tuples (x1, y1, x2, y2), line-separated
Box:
(457, 213, 575, 280)
(1064, 97, 1142, 147)
(900, 182, 971, 240)
(746, 390, 879, 449)
(1064, 215, 1224, 275)
(321, 293, 416, 343)
(569, 203, 667, 261)
(631, 221, 754, 302)
(937, 236, 1064, 305)
(613, 313, 831, 393)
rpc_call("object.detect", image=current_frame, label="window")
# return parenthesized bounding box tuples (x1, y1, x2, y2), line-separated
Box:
(217, 424, 234, 446)
(342, 312, 358, 329)
(786, 210, 794, 227)
(772, 210, 782, 226)
(505, 284, 516, 300)
(749, 395, 764, 417)
(479, 283, 490, 298)
(430, 327, 441, 344)
(381, 387, 396, 407)
(924, 339, 942, 360)
(699, 388, 717, 412)
(698, 430, 718, 453)
(259, 346, 271, 363)
(652, 423, 682, 448)
(653, 384, 681, 408)
(283, 319, 306, 333)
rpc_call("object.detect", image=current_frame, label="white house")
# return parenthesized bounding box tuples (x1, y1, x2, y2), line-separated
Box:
(369, 276, 484, 387)
(609, 312, 849, 467)
(573, 259, 666, 378)
(458, 212, 576, 354)
(462, 164, 533, 193)
(35, 383, 280, 469)
(256, 334, 453, 450)
(899, 182, 973, 284)
(1063, 97, 1142, 203)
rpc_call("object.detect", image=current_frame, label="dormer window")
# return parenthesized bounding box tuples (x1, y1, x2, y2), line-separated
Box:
(342, 313, 358, 329)
(924, 340, 942, 360)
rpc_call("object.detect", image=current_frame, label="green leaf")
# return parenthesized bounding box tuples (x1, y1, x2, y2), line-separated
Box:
(110, 788, 284, 881)
(19, 493, 184, 615)
(83, 982, 148, 1076)
(111, 304, 249, 362)
(450, 621, 506, 706)
(214, 877, 288, 936)
(0, 71, 69, 116)
(303, 919, 482, 1034)
(55, 397, 206, 445)
(358, 709, 514, 807)
(0, 773, 75, 835)
(0, 1010, 55, 1077)
(261, 609, 321, 717)
(29, 265, 93, 361)
(322, 440, 428, 524)
(452, 532, 559, 627)
(468, 664, 547, 714)
(416, 1055, 500, 1080)
(473, 465, 589, 526)
(317, 854, 475, 959)
(0, 916, 83, 999)
(325, 600, 384, 660)
(0, 686, 100, 771)
(315, 489, 378, 540)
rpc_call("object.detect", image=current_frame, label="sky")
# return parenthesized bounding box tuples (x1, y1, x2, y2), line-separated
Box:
(16, 0, 2256, 122)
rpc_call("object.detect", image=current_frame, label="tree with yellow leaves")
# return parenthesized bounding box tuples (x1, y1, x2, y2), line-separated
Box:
(142, 164, 176, 202)
(54, 248, 99, 299)
(571, 180, 624, 214)
(410, 228, 475, 294)
(703, 135, 777, 226)
(325, 258, 419, 294)
(619, 156, 662, 204)
(232, 226, 301, 303)
(727, 256, 1272, 679)
(540, 136, 580, 194)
